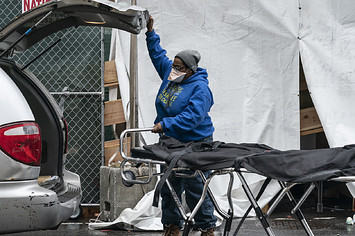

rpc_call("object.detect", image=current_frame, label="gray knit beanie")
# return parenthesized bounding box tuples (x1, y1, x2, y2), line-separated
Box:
(175, 50, 201, 73)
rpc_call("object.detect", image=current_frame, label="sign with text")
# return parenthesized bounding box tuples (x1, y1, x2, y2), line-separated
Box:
(22, 0, 51, 13)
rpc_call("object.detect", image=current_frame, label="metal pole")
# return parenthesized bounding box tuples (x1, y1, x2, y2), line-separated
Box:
(130, 0, 139, 147)
(101, 27, 105, 166)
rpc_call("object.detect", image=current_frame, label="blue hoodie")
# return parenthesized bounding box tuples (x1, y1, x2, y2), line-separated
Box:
(146, 30, 214, 142)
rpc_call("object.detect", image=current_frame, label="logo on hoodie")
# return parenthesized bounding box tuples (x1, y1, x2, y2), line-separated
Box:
(158, 83, 183, 107)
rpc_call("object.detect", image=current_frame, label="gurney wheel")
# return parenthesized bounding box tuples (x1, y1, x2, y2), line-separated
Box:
(122, 170, 136, 187)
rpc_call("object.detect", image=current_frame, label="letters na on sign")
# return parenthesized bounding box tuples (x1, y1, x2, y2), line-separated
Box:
(22, 0, 51, 13)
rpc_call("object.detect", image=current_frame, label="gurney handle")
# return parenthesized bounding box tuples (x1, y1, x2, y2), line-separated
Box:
(107, 127, 162, 167)
(119, 127, 165, 164)
(119, 127, 166, 186)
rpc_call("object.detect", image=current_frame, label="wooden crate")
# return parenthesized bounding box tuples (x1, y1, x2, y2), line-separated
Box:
(104, 99, 126, 126)
(300, 107, 323, 136)
(104, 60, 118, 87)
(104, 137, 131, 166)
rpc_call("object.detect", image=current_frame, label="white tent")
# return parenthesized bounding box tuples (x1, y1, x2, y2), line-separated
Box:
(90, 0, 355, 231)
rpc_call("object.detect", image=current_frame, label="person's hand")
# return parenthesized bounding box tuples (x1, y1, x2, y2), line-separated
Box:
(152, 122, 163, 133)
(147, 15, 154, 32)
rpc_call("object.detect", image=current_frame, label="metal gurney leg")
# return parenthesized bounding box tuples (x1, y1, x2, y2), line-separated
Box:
(233, 177, 272, 235)
(264, 180, 315, 235)
(234, 172, 315, 236)
(236, 172, 276, 236)
(199, 169, 235, 236)
(277, 181, 315, 236)
(178, 169, 235, 236)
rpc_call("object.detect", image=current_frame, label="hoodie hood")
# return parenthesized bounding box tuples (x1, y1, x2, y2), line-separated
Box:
(181, 67, 209, 85)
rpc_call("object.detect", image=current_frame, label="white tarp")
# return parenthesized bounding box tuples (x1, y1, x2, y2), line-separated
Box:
(89, 0, 355, 231)
(299, 0, 355, 203)
(299, 0, 355, 148)
(127, 0, 300, 150)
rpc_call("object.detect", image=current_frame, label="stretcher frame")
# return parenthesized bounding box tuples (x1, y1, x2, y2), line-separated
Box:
(119, 128, 234, 236)
(119, 128, 355, 236)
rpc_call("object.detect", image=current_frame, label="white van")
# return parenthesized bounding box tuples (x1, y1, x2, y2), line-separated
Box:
(0, 0, 148, 234)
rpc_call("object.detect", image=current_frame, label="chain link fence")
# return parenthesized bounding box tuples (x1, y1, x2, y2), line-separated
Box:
(0, 1, 104, 204)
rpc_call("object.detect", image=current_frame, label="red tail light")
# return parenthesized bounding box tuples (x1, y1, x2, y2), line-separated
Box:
(0, 122, 41, 166)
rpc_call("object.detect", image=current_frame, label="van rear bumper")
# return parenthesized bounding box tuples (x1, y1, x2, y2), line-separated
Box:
(0, 179, 78, 234)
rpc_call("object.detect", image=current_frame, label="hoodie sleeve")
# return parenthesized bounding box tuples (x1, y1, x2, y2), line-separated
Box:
(162, 84, 213, 133)
(146, 30, 172, 80)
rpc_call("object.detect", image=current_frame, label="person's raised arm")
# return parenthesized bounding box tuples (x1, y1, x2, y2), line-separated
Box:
(147, 15, 154, 33)
(146, 15, 172, 80)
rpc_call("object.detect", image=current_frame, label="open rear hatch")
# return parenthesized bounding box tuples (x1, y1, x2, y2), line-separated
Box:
(0, 0, 148, 56)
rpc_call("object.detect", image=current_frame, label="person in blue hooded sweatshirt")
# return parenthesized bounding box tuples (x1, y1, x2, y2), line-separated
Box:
(146, 15, 216, 236)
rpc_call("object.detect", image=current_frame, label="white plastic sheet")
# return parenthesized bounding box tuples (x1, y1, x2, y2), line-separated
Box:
(299, 0, 355, 201)
(90, 0, 355, 231)
(299, 0, 355, 148)
(110, 0, 300, 149)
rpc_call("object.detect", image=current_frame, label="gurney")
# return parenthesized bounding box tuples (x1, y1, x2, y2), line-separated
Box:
(119, 128, 355, 236)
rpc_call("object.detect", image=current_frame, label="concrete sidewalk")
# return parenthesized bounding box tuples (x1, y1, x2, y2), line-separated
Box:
(5, 206, 355, 236)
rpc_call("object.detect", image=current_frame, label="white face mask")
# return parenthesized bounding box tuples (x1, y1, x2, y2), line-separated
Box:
(168, 68, 186, 83)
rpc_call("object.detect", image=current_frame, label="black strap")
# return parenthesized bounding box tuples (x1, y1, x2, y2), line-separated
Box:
(233, 177, 272, 236)
(152, 147, 193, 207)
(212, 141, 223, 150)
(199, 141, 223, 152)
